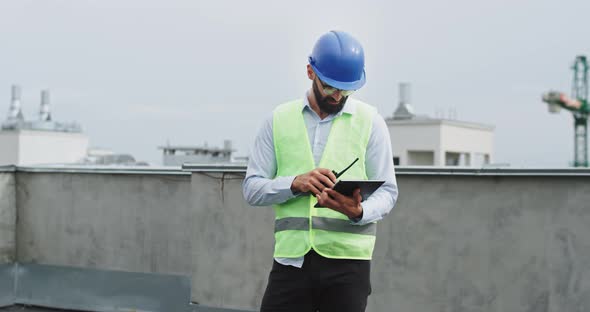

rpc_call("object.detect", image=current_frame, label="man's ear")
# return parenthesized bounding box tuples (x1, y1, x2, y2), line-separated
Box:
(307, 64, 315, 80)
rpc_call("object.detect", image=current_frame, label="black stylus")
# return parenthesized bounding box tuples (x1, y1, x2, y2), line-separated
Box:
(332, 157, 359, 179)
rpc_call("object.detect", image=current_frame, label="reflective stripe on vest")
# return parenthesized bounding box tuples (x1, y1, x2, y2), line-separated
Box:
(275, 217, 377, 235)
(272, 98, 377, 260)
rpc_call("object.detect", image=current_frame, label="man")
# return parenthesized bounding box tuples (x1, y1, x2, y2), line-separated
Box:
(243, 30, 398, 312)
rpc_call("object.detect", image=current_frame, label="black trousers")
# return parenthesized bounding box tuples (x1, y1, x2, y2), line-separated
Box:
(260, 250, 371, 312)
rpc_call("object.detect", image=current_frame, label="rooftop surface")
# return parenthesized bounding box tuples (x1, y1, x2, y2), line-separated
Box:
(1, 306, 76, 312)
(0, 305, 248, 312)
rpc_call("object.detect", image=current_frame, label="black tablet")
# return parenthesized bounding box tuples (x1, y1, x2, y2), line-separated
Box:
(314, 180, 385, 208)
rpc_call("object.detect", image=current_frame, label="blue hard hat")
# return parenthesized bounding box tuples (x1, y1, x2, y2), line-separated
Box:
(308, 31, 366, 91)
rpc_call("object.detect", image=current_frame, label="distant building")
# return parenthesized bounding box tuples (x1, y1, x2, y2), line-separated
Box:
(387, 83, 494, 167)
(158, 140, 235, 166)
(232, 155, 249, 164)
(0, 85, 89, 166)
(80, 148, 148, 166)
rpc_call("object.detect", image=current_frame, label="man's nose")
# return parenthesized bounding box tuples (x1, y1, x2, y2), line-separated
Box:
(331, 91, 343, 101)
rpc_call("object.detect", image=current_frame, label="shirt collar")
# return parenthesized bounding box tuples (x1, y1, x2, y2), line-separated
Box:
(302, 91, 356, 116)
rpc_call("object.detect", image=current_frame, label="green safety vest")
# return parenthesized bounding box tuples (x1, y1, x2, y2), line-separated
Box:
(272, 98, 377, 260)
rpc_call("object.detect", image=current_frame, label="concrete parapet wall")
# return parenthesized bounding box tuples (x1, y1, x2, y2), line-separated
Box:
(372, 175, 590, 312)
(15, 171, 192, 276)
(190, 172, 274, 309)
(0, 171, 16, 264)
(189, 170, 590, 312)
(5, 166, 590, 312)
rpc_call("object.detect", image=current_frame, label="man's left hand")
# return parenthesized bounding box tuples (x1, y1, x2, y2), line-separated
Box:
(317, 188, 363, 220)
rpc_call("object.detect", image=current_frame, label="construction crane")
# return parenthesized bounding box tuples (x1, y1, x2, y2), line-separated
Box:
(542, 55, 589, 167)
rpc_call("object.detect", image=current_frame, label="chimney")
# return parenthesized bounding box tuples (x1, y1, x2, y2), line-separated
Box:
(39, 89, 52, 121)
(7, 85, 24, 121)
(393, 82, 415, 120)
(224, 139, 232, 151)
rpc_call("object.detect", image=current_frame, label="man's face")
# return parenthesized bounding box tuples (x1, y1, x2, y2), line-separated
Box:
(312, 76, 348, 115)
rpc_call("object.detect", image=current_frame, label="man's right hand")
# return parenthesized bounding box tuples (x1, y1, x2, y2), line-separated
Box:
(291, 168, 337, 196)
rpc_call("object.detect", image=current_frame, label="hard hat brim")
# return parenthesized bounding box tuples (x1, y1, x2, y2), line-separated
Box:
(310, 63, 366, 91)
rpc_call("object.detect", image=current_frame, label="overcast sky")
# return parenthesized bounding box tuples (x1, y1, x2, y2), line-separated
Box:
(0, 0, 589, 166)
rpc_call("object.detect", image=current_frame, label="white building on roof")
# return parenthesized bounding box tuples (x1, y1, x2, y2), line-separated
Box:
(386, 83, 494, 167)
(0, 85, 89, 166)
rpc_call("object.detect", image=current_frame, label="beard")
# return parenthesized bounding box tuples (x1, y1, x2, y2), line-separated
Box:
(312, 80, 348, 115)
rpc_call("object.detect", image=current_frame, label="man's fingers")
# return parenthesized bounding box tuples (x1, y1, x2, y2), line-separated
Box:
(310, 179, 329, 193)
(326, 171, 337, 183)
(326, 188, 361, 203)
(317, 168, 337, 183)
(353, 188, 362, 203)
(326, 189, 345, 201)
(319, 190, 340, 209)
(308, 184, 321, 196)
(316, 174, 335, 188)
(317, 191, 326, 205)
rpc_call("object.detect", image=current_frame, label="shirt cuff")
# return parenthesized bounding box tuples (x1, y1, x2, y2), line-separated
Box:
(275, 175, 298, 201)
(349, 202, 376, 225)
(349, 212, 363, 223)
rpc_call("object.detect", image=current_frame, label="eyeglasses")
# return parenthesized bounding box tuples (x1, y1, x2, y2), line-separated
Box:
(316, 77, 355, 97)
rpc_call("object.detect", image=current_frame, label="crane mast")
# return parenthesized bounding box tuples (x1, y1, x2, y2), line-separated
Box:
(572, 56, 588, 167)
(542, 55, 589, 167)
